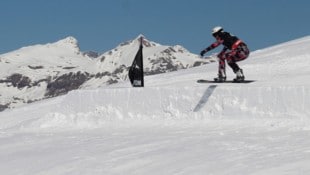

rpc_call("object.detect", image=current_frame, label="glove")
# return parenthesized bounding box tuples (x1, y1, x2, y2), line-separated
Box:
(200, 50, 207, 57)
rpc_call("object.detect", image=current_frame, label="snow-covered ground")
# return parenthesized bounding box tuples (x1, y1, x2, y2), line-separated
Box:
(1, 36, 310, 175)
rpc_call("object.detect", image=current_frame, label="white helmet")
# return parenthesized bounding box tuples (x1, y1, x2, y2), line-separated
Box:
(212, 26, 223, 34)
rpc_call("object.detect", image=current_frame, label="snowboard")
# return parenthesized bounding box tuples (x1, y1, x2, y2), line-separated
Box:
(197, 79, 255, 83)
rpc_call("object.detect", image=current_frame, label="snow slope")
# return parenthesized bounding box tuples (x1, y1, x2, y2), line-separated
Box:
(0, 36, 310, 175)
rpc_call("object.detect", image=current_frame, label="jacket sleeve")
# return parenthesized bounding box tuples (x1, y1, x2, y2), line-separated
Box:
(203, 40, 222, 52)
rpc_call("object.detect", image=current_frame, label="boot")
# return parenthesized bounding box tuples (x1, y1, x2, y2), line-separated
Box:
(214, 68, 226, 82)
(214, 74, 226, 82)
(233, 69, 245, 82)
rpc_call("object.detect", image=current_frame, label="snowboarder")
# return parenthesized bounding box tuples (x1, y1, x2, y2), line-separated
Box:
(200, 26, 250, 82)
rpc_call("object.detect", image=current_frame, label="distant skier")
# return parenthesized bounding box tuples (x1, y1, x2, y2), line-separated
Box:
(200, 26, 250, 82)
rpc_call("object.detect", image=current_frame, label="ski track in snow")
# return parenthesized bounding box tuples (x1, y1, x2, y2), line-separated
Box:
(1, 36, 310, 174)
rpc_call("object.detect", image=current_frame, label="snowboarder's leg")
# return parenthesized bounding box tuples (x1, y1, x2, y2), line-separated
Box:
(214, 52, 227, 82)
(226, 44, 249, 82)
(227, 54, 245, 82)
(227, 61, 244, 81)
(232, 43, 249, 62)
(235, 43, 250, 61)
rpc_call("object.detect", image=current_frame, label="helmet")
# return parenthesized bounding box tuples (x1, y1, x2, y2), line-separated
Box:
(212, 26, 223, 35)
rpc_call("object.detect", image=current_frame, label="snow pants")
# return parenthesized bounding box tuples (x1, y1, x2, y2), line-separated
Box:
(217, 42, 250, 75)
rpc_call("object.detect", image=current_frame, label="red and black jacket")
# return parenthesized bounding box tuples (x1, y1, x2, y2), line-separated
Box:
(204, 31, 240, 52)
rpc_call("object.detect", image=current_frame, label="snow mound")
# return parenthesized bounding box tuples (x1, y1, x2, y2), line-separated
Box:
(4, 85, 309, 131)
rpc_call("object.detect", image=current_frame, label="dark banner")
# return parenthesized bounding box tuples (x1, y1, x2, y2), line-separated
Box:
(128, 37, 144, 87)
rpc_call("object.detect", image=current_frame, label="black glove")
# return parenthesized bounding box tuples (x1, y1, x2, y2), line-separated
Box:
(200, 50, 206, 57)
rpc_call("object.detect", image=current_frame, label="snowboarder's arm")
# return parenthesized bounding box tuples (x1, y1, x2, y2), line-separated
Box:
(200, 40, 223, 56)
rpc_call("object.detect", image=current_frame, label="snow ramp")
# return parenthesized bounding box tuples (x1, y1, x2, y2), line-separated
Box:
(4, 84, 306, 130)
(55, 85, 310, 118)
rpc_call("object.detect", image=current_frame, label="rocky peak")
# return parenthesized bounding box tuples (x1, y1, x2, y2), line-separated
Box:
(137, 34, 159, 48)
(54, 36, 80, 52)
(57, 36, 79, 46)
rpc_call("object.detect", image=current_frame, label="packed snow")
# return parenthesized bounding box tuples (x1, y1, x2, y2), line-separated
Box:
(1, 36, 310, 175)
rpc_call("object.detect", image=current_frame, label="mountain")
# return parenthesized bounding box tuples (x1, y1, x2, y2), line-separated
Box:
(0, 36, 96, 111)
(0, 35, 213, 111)
(0, 36, 310, 174)
(95, 35, 206, 76)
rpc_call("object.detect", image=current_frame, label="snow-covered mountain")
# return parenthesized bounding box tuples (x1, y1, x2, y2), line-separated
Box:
(0, 35, 211, 111)
(0, 36, 310, 175)
(0, 36, 96, 111)
(95, 35, 206, 76)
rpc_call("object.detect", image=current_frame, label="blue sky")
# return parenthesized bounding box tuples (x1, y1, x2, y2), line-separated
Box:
(0, 0, 309, 54)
